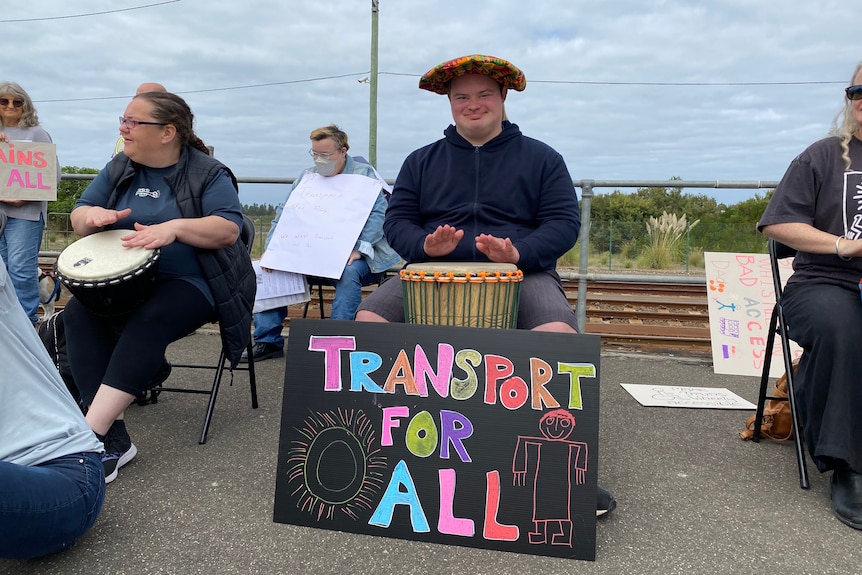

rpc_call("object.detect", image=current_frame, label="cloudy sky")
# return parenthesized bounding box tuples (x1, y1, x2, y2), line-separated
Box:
(2, 0, 856, 206)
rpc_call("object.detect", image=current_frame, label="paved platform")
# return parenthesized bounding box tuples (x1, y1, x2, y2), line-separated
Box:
(3, 329, 861, 575)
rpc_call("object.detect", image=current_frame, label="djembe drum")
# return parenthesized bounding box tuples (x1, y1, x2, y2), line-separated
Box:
(55, 229, 160, 317)
(401, 262, 523, 328)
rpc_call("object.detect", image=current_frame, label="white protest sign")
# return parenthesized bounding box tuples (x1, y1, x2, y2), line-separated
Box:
(704, 251, 802, 377)
(0, 141, 58, 201)
(621, 383, 756, 410)
(260, 173, 380, 279)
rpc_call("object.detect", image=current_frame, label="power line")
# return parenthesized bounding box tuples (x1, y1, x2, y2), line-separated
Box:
(532, 79, 842, 86)
(34, 73, 371, 104)
(0, 0, 180, 23)
(33, 71, 845, 104)
(379, 72, 843, 86)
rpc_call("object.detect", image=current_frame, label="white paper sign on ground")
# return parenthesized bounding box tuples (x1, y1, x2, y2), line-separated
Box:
(0, 141, 58, 201)
(252, 260, 309, 313)
(260, 173, 380, 279)
(704, 251, 802, 378)
(621, 383, 756, 410)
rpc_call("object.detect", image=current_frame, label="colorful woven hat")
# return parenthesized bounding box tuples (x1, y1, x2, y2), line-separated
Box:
(419, 54, 526, 95)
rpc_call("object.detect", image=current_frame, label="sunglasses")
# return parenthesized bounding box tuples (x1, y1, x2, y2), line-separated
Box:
(0, 98, 24, 108)
(846, 85, 862, 101)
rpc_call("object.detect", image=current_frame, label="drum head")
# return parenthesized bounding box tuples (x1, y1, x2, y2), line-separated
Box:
(57, 230, 155, 281)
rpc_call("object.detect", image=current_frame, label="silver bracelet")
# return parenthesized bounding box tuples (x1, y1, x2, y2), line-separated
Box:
(836, 235, 852, 261)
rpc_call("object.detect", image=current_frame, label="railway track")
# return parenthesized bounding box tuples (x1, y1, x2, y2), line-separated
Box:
(296, 278, 712, 357)
(40, 260, 711, 357)
(576, 280, 710, 357)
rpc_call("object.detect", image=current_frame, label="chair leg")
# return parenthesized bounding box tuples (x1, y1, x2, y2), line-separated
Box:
(778, 307, 810, 489)
(318, 284, 325, 319)
(246, 340, 259, 409)
(753, 308, 779, 443)
(198, 349, 228, 444)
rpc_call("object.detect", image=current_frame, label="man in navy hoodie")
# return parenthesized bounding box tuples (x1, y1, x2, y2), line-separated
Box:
(357, 54, 580, 333)
(356, 54, 615, 516)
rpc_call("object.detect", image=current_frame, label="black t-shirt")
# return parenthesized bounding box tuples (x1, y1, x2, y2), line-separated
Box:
(758, 135, 862, 289)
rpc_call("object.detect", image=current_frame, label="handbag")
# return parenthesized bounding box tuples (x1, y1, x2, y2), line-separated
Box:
(739, 360, 798, 441)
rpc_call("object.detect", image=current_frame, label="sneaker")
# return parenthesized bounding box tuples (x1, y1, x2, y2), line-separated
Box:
(101, 422, 138, 484)
(239, 342, 283, 363)
(597, 486, 617, 517)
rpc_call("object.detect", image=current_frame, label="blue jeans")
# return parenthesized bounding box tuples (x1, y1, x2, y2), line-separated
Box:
(252, 259, 381, 346)
(0, 214, 44, 325)
(0, 452, 105, 560)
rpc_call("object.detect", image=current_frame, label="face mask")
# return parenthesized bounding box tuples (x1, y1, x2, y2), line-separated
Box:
(315, 157, 339, 177)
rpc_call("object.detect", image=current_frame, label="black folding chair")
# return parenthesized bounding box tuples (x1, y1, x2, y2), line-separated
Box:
(752, 238, 809, 489)
(156, 214, 259, 444)
(302, 279, 329, 319)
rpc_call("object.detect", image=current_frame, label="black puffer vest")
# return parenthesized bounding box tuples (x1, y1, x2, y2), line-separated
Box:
(104, 147, 254, 367)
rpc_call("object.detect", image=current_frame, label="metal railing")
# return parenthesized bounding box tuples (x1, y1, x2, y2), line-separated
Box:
(51, 174, 778, 332)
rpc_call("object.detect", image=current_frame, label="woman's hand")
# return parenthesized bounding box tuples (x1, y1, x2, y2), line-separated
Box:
(84, 207, 132, 228)
(121, 221, 179, 250)
(70, 206, 133, 236)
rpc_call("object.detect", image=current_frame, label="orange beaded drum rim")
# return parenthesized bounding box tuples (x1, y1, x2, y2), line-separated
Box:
(401, 262, 523, 328)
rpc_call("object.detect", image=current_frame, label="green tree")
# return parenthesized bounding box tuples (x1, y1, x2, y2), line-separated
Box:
(242, 203, 278, 218)
(585, 181, 720, 255)
(717, 191, 773, 223)
(51, 166, 99, 214)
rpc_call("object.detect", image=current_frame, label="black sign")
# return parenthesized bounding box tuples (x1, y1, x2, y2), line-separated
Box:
(273, 319, 601, 560)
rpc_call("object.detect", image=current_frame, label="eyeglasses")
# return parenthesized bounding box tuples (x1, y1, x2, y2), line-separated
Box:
(846, 85, 862, 101)
(119, 116, 168, 129)
(308, 148, 342, 160)
(0, 98, 24, 108)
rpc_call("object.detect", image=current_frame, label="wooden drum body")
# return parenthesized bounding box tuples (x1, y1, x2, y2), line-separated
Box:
(401, 262, 523, 328)
(55, 229, 160, 317)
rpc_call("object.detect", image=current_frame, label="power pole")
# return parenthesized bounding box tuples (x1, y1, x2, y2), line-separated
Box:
(369, 0, 379, 167)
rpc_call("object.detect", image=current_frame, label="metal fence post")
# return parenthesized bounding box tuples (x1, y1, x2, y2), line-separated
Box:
(577, 180, 594, 334)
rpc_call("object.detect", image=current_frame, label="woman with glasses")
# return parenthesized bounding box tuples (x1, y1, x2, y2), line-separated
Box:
(0, 81, 55, 325)
(63, 91, 254, 484)
(758, 61, 862, 531)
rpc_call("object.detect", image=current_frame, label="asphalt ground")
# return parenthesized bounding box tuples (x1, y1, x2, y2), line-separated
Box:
(3, 328, 861, 575)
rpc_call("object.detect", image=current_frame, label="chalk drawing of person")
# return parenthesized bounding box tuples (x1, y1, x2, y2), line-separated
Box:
(512, 409, 588, 546)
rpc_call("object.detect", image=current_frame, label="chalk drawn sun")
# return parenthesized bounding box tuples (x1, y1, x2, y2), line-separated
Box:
(287, 408, 387, 520)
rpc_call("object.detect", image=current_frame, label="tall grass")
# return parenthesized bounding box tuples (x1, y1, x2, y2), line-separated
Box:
(640, 212, 699, 269)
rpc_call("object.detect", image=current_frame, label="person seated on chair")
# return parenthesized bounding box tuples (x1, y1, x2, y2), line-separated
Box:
(0, 258, 106, 559)
(64, 91, 254, 484)
(758, 60, 862, 531)
(241, 124, 400, 363)
(354, 54, 615, 516)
